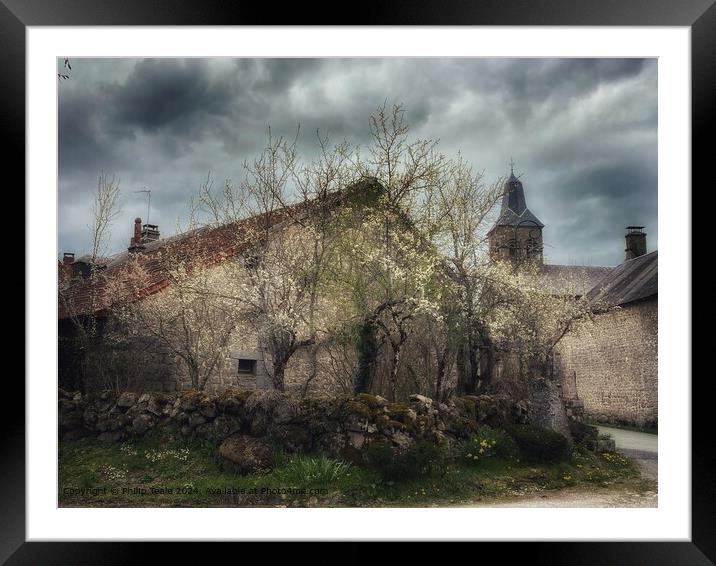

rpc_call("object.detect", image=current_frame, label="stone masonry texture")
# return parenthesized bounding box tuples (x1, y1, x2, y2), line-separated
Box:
(556, 298, 657, 427)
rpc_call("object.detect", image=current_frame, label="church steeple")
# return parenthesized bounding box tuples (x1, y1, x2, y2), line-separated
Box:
(488, 163, 545, 264)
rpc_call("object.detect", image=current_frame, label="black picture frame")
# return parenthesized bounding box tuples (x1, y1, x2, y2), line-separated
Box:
(7, 0, 707, 562)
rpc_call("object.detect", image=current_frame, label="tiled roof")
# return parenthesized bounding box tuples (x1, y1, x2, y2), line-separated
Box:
(58, 202, 311, 320)
(58, 178, 383, 320)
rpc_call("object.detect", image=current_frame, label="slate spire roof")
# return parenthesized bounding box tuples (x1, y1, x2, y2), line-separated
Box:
(490, 169, 545, 232)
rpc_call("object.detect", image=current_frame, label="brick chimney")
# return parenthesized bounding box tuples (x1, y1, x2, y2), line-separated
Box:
(625, 226, 647, 260)
(128, 217, 145, 252)
(62, 252, 75, 265)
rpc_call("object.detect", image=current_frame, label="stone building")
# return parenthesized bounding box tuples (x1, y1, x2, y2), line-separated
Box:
(556, 250, 658, 427)
(57, 179, 442, 398)
(486, 170, 658, 427)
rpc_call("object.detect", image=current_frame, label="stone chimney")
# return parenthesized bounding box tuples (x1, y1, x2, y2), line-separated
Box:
(625, 226, 647, 260)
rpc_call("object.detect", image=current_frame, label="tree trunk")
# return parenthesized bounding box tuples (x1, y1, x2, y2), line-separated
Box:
(435, 346, 450, 402)
(355, 317, 378, 394)
(272, 359, 286, 391)
(388, 345, 402, 401)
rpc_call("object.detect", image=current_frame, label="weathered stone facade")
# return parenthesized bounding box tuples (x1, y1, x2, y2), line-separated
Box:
(555, 297, 657, 427)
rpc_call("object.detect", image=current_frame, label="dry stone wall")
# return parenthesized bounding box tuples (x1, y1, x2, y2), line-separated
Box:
(58, 388, 530, 463)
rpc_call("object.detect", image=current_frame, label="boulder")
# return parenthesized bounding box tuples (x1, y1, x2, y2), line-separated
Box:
(188, 414, 207, 428)
(131, 414, 156, 435)
(116, 392, 138, 410)
(270, 425, 312, 452)
(347, 431, 366, 450)
(218, 434, 274, 474)
(198, 399, 217, 419)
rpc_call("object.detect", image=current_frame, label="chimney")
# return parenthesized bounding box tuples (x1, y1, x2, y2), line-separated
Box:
(140, 223, 160, 244)
(62, 252, 75, 265)
(128, 217, 145, 252)
(131, 217, 142, 246)
(625, 226, 647, 260)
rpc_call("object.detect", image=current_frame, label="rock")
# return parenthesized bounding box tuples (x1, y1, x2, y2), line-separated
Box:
(211, 415, 242, 438)
(315, 433, 345, 458)
(374, 395, 389, 408)
(116, 392, 138, 410)
(188, 414, 207, 428)
(146, 396, 167, 416)
(131, 414, 155, 435)
(199, 399, 217, 419)
(390, 431, 413, 450)
(82, 406, 99, 427)
(270, 425, 312, 452)
(347, 431, 366, 450)
(409, 394, 433, 405)
(218, 434, 274, 474)
(179, 392, 202, 411)
(272, 396, 299, 425)
(59, 410, 83, 431)
(597, 437, 616, 453)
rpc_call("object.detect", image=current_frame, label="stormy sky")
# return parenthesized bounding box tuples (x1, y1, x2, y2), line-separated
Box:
(58, 58, 657, 267)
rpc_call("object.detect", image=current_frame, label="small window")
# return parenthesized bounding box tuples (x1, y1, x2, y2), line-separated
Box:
(237, 359, 256, 375)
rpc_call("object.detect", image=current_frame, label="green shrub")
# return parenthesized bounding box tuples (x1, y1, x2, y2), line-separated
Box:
(365, 441, 396, 479)
(569, 421, 599, 450)
(460, 425, 518, 466)
(505, 424, 571, 464)
(366, 439, 449, 481)
(274, 454, 352, 486)
(400, 440, 450, 478)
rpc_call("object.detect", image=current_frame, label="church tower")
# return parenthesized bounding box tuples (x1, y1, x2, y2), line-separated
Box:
(488, 164, 545, 264)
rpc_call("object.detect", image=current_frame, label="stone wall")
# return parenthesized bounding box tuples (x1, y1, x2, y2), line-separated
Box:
(555, 298, 657, 427)
(58, 388, 530, 463)
(527, 378, 572, 438)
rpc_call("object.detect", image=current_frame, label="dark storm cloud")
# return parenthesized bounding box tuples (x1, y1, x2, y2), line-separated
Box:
(58, 57, 657, 266)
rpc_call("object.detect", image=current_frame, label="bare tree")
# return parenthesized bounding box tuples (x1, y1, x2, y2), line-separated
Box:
(90, 171, 122, 264)
(106, 245, 237, 391)
(58, 171, 122, 391)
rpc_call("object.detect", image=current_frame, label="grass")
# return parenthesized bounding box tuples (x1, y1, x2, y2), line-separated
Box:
(59, 431, 649, 508)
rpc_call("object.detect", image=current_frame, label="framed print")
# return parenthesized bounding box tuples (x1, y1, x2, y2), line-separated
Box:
(7, 0, 709, 562)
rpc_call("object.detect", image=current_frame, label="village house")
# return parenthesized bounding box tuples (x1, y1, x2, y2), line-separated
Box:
(58, 178, 444, 398)
(59, 170, 658, 426)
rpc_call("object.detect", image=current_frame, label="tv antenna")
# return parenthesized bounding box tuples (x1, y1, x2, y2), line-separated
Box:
(133, 188, 152, 225)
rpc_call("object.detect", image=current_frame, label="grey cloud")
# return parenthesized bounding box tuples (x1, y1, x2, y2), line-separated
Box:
(58, 57, 657, 267)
